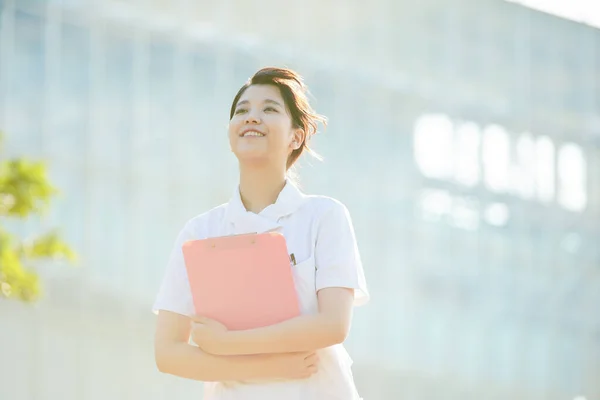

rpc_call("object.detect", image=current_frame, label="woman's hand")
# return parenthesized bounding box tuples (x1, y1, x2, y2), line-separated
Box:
(267, 352, 320, 380)
(190, 315, 230, 355)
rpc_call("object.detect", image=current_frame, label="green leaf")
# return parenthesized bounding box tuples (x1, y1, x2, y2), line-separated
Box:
(19, 230, 77, 262)
(0, 229, 42, 302)
(0, 132, 76, 303)
(0, 159, 57, 217)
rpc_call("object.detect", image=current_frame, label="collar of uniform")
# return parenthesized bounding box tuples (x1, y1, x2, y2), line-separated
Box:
(224, 180, 307, 234)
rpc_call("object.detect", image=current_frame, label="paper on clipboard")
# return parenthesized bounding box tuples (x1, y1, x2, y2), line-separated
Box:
(182, 232, 301, 330)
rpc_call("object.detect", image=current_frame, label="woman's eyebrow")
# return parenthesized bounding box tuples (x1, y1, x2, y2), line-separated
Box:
(236, 99, 283, 108)
(264, 99, 283, 107)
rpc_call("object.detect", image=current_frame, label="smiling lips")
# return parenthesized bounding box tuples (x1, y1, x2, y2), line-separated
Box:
(241, 130, 265, 137)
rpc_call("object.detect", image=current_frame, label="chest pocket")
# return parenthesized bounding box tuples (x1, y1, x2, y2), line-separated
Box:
(291, 255, 319, 315)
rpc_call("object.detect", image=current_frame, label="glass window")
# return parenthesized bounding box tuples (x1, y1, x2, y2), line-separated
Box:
(7, 10, 45, 156)
(170, 44, 220, 215)
(86, 178, 127, 289)
(49, 22, 90, 165)
(494, 323, 520, 386)
(131, 34, 174, 181)
(419, 188, 452, 224)
(535, 136, 555, 203)
(85, 26, 133, 173)
(102, 28, 134, 171)
(413, 114, 454, 180)
(558, 143, 587, 212)
(484, 202, 510, 227)
(512, 133, 536, 199)
(461, 318, 486, 385)
(552, 331, 583, 393)
(453, 121, 481, 187)
(482, 124, 510, 192)
(231, 47, 261, 87)
(135, 180, 171, 294)
(450, 196, 480, 231)
(47, 164, 86, 257)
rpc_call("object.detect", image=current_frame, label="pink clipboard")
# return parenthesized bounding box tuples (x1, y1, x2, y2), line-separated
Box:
(182, 232, 301, 331)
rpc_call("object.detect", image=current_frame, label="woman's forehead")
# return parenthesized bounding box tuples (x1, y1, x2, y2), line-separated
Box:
(238, 84, 283, 104)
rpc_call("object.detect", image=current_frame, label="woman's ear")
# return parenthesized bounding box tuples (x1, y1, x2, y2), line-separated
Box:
(291, 128, 305, 150)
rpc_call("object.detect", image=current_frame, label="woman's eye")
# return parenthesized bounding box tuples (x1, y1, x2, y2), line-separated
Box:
(234, 108, 247, 114)
(264, 107, 278, 112)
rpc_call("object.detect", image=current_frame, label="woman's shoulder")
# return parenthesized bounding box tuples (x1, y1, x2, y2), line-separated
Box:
(299, 194, 357, 236)
(179, 203, 229, 236)
(301, 193, 352, 219)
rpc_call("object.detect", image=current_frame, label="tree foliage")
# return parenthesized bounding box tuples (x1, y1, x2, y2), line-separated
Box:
(0, 133, 76, 302)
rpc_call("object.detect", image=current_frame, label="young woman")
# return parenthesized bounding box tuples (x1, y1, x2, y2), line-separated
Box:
(153, 67, 369, 399)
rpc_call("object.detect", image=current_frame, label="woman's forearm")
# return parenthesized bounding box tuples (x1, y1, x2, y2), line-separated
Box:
(155, 341, 279, 382)
(219, 313, 345, 356)
(191, 288, 354, 356)
(209, 288, 355, 356)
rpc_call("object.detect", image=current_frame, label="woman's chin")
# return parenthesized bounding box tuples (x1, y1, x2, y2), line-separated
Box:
(235, 153, 271, 168)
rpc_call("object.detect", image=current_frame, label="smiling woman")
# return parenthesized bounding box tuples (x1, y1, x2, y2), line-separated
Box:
(228, 84, 299, 170)
(153, 67, 369, 400)
(228, 67, 326, 171)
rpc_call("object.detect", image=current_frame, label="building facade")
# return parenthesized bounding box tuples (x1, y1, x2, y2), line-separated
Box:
(1, 0, 598, 399)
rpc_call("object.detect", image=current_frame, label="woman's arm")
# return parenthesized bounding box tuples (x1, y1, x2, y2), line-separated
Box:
(155, 310, 318, 381)
(194, 287, 355, 356)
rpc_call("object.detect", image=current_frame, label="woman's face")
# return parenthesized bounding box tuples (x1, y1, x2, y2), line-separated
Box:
(228, 84, 302, 169)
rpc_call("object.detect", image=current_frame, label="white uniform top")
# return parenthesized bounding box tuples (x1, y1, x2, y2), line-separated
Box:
(153, 180, 370, 400)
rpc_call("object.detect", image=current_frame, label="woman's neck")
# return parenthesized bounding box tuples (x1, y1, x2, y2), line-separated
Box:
(238, 166, 287, 214)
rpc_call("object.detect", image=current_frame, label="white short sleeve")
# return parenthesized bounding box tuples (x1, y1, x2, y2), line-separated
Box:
(152, 223, 195, 316)
(314, 201, 370, 307)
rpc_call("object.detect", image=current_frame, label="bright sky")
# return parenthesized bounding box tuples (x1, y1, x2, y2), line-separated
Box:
(506, 0, 600, 29)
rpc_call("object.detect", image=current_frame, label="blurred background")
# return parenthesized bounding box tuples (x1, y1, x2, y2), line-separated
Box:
(1, 0, 599, 399)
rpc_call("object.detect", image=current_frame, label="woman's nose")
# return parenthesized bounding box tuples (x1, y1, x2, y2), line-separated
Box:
(244, 111, 260, 124)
